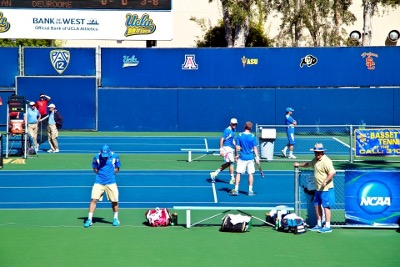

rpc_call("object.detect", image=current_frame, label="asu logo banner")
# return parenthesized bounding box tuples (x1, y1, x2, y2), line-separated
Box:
(355, 128, 400, 157)
(345, 170, 400, 226)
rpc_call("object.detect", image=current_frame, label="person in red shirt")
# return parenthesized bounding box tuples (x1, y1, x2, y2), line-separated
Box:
(35, 93, 51, 117)
(35, 93, 51, 143)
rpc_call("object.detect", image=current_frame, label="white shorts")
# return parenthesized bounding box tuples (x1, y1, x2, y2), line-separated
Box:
(222, 146, 235, 162)
(236, 159, 255, 174)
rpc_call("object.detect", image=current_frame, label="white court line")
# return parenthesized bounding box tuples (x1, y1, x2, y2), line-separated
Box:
(212, 182, 218, 203)
(0, 201, 217, 205)
(0, 185, 210, 189)
(332, 137, 355, 151)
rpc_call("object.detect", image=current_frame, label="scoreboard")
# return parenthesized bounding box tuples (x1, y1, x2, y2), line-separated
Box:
(0, 0, 171, 10)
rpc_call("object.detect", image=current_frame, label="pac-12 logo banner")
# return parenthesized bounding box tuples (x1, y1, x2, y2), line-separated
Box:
(50, 49, 70, 74)
(345, 170, 400, 226)
(355, 128, 400, 157)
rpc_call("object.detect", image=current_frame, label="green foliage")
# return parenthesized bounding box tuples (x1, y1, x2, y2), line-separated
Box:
(0, 39, 55, 47)
(195, 21, 273, 47)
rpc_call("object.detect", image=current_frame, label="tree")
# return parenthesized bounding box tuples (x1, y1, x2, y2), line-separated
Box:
(0, 39, 63, 47)
(270, 0, 356, 47)
(208, 0, 271, 47)
(361, 0, 400, 45)
(192, 19, 273, 47)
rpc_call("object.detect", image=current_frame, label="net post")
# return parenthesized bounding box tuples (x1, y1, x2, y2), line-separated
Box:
(349, 125, 354, 163)
(0, 133, 3, 169)
(294, 166, 300, 215)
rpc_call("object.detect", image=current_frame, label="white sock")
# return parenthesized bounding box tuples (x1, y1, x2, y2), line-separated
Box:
(234, 185, 239, 191)
(283, 147, 287, 152)
(317, 220, 322, 227)
(216, 169, 221, 174)
(249, 186, 253, 192)
(114, 212, 118, 219)
(325, 222, 330, 228)
(230, 174, 234, 179)
(88, 212, 93, 221)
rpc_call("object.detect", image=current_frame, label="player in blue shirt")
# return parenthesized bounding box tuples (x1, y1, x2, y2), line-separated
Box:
(210, 118, 238, 184)
(84, 145, 122, 228)
(281, 107, 297, 159)
(229, 121, 260, 196)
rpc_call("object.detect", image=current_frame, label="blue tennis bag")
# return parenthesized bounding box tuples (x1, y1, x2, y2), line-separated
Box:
(280, 213, 307, 234)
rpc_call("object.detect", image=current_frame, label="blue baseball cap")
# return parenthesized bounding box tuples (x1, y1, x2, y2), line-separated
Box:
(101, 145, 110, 157)
(286, 107, 294, 112)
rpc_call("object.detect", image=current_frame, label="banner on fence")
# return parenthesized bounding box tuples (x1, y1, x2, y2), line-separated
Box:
(345, 170, 400, 226)
(0, 9, 172, 40)
(354, 128, 400, 157)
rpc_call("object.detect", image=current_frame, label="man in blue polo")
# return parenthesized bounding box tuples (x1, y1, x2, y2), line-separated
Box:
(84, 145, 122, 228)
(229, 121, 260, 196)
(281, 107, 297, 159)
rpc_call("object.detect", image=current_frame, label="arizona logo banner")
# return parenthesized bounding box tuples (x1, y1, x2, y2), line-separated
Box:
(345, 170, 400, 226)
(355, 128, 400, 157)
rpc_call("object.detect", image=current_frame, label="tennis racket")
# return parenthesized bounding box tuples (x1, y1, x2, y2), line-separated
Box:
(256, 162, 265, 178)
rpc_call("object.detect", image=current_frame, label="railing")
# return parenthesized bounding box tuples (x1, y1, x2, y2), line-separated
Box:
(256, 124, 400, 163)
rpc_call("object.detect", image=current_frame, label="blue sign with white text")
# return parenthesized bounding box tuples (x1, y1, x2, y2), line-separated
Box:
(345, 170, 400, 226)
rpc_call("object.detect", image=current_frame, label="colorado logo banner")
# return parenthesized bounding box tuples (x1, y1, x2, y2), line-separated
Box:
(355, 128, 400, 157)
(345, 170, 400, 226)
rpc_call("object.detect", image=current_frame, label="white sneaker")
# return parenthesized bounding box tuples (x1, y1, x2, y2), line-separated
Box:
(210, 171, 217, 182)
(47, 149, 54, 153)
(229, 177, 235, 185)
(54, 149, 60, 153)
(281, 150, 287, 157)
(288, 155, 297, 159)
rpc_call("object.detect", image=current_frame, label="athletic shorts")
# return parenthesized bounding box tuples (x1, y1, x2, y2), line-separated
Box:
(91, 183, 119, 202)
(286, 128, 295, 145)
(314, 189, 335, 208)
(236, 159, 255, 174)
(222, 146, 235, 163)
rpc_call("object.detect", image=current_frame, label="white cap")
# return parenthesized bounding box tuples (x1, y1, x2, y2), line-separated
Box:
(48, 103, 56, 108)
(230, 118, 238, 124)
(29, 101, 35, 106)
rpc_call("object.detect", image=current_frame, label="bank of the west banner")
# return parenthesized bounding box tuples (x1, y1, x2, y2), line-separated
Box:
(355, 128, 400, 157)
(345, 170, 400, 226)
(0, 9, 172, 40)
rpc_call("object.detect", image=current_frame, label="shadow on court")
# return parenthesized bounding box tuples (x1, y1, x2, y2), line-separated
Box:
(78, 217, 112, 225)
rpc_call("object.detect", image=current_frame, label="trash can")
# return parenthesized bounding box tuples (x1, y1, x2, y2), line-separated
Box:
(259, 128, 276, 161)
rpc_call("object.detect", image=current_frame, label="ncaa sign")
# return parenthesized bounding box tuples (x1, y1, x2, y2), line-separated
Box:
(345, 170, 400, 226)
(358, 181, 391, 214)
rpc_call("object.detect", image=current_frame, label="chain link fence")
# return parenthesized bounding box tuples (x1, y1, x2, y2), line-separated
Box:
(295, 168, 346, 227)
(256, 124, 400, 163)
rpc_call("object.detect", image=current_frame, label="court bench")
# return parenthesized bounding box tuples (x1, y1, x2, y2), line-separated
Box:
(180, 148, 220, 162)
(172, 205, 294, 228)
(180, 138, 219, 162)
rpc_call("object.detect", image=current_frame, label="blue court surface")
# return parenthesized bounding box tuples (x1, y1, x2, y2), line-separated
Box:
(0, 170, 294, 209)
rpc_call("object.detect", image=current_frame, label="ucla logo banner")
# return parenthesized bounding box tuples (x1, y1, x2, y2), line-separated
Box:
(50, 49, 70, 74)
(355, 128, 400, 157)
(345, 170, 400, 226)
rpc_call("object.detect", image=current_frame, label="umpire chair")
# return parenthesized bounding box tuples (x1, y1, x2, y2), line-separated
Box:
(5, 95, 29, 159)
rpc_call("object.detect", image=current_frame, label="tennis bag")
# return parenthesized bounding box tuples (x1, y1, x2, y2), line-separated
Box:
(220, 214, 252, 233)
(280, 213, 306, 234)
(145, 208, 171, 227)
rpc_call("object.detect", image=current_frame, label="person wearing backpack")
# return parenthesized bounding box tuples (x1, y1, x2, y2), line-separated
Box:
(294, 143, 336, 233)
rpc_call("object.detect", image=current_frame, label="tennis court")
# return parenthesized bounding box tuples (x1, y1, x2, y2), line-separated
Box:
(0, 133, 399, 267)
